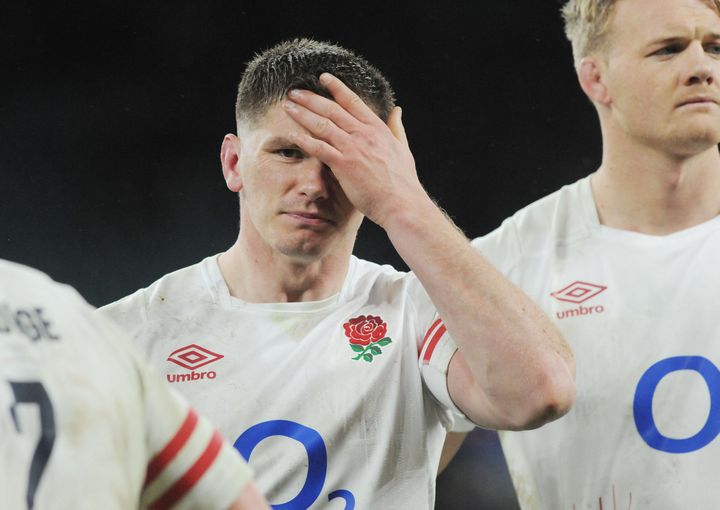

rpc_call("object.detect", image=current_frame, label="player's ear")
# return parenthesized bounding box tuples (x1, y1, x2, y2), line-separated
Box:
(221, 134, 243, 192)
(578, 56, 611, 107)
(387, 106, 409, 147)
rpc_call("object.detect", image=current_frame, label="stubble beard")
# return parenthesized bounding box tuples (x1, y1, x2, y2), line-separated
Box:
(668, 121, 720, 158)
(274, 228, 339, 263)
(626, 112, 720, 159)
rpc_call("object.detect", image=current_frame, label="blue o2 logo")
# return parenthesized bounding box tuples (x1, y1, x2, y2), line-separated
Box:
(234, 420, 355, 509)
(633, 356, 720, 453)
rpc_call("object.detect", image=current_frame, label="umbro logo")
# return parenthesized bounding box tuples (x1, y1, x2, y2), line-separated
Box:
(551, 281, 607, 304)
(550, 281, 607, 320)
(166, 344, 224, 383)
(167, 344, 224, 370)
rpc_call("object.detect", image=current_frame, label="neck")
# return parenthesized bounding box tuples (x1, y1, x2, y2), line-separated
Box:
(217, 233, 352, 303)
(592, 132, 720, 235)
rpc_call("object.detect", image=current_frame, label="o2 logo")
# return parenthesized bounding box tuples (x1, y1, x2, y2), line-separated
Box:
(234, 420, 355, 509)
(634, 356, 720, 453)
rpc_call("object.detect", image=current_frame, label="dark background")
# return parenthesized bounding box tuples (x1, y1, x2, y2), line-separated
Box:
(2, 1, 601, 508)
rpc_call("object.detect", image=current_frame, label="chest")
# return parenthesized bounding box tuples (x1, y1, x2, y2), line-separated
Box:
(143, 303, 428, 435)
(518, 238, 720, 449)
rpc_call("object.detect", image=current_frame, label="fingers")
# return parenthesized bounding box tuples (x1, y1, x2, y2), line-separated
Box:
(287, 88, 359, 133)
(317, 73, 380, 126)
(283, 99, 351, 151)
(288, 129, 343, 168)
(387, 106, 408, 147)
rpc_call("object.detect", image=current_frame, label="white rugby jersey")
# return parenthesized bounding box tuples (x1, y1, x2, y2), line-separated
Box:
(100, 255, 462, 510)
(0, 260, 252, 510)
(472, 175, 720, 510)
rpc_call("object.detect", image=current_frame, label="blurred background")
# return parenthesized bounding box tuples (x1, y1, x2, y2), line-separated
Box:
(2, 1, 601, 507)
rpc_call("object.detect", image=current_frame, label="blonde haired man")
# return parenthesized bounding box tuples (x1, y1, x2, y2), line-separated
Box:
(453, 0, 720, 508)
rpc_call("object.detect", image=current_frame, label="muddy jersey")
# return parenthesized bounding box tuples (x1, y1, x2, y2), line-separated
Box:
(0, 260, 252, 510)
(100, 255, 462, 510)
(472, 175, 720, 510)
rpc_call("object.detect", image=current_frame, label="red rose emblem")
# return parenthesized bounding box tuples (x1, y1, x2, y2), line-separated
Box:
(343, 315, 387, 346)
(344, 314, 393, 363)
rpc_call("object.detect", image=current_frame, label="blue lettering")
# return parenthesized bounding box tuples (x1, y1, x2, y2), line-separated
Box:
(235, 420, 355, 509)
(633, 356, 720, 453)
(329, 489, 355, 510)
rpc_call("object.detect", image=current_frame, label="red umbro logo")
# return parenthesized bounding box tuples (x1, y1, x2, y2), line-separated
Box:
(550, 281, 607, 320)
(550, 281, 607, 304)
(167, 344, 224, 370)
(166, 344, 224, 384)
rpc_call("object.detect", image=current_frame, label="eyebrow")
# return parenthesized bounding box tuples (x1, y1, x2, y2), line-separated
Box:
(647, 30, 720, 45)
(264, 137, 301, 150)
(645, 35, 684, 47)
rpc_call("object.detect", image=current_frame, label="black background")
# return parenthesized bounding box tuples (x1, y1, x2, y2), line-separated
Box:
(2, 1, 601, 508)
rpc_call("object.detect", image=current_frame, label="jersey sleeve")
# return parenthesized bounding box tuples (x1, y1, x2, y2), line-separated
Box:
(136, 357, 253, 510)
(405, 275, 475, 431)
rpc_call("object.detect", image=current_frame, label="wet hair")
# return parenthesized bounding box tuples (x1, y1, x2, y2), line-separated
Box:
(562, 0, 720, 66)
(235, 38, 395, 126)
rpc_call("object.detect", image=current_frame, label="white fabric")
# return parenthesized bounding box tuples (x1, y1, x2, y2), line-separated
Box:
(0, 259, 252, 510)
(472, 175, 720, 510)
(100, 255, 463, 509)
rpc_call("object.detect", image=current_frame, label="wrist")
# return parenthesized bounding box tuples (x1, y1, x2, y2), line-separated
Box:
(377, 193, 439, 232)
(383, 196, 467, 251)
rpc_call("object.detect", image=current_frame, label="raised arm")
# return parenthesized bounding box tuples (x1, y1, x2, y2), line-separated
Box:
(283, 73, 575, 429)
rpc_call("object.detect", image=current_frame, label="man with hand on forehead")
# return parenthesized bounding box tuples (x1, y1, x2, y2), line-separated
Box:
(445, 0, 720, 508)
(101, 38, 575, 509)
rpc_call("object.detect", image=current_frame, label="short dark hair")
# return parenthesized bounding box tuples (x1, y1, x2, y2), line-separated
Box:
(235, 38, 396, 126)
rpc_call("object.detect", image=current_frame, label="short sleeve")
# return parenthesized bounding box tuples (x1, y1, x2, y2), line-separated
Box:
(135, 352, 253, 509)
(417, 316, 476, 432)
(405, 275, 474, 429)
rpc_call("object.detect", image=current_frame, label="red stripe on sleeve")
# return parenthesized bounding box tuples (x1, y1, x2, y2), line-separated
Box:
(419, 318, 443, 355)
(149, 429, 224, 510)
(144, 408, 199, 488)
(422, 324, 447, 364)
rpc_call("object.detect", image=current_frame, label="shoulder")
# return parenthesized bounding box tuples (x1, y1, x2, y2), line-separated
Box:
(346, 256, 412, 298)
(1, 259, 95, 321)
(1, 259, 75, 297)
(350, 256, 405, 280)
(472, 177, 593, 272)
(348, 257, 436, 315)
(99, 255, 217, 321)
(0, 259, 141, 370)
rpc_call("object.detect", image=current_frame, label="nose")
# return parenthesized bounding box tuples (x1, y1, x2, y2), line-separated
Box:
(298, 158, 332, 202)
(684, 41, 715, 87)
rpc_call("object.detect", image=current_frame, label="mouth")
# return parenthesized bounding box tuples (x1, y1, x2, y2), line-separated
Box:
(678, 96, 718, 107)
(283, 211, 335, 226)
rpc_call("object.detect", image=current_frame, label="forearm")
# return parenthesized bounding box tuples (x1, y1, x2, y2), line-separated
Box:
(279, 76, 575, 427)
(383, 197, 575, 428)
